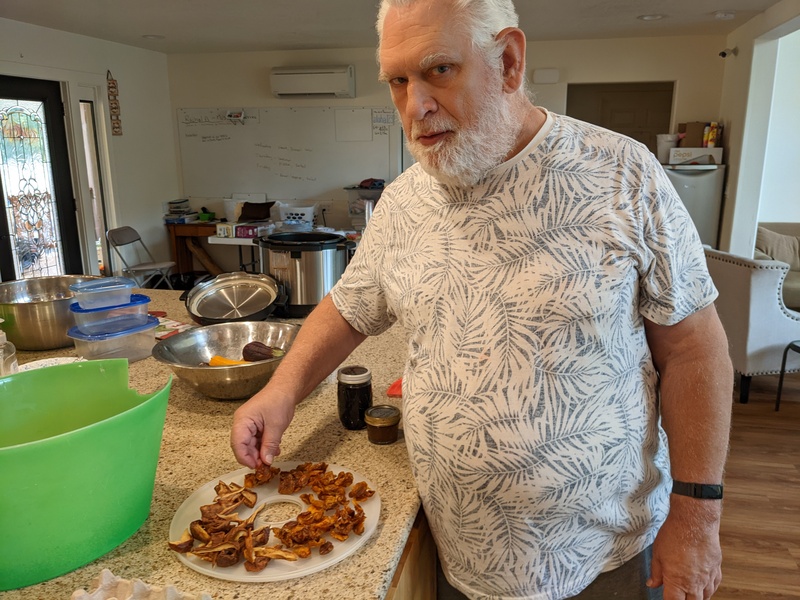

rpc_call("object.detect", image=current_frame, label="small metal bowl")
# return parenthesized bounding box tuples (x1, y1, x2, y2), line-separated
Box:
(151, 321, 300, 400)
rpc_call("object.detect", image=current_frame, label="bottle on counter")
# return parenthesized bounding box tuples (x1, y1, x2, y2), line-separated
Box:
(0, 321, 19, 376)
(337, 365, 373, 430)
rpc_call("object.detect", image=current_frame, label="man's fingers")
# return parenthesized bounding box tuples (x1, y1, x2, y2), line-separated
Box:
(258, 425, 284, 466)
(230, 416, 263, 468)
(647, 556, 663, 589)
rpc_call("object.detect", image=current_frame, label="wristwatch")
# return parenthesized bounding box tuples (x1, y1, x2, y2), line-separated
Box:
(671, 480, 723, 500)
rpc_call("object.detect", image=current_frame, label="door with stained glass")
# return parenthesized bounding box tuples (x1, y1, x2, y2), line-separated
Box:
(0, 75, 82, 281)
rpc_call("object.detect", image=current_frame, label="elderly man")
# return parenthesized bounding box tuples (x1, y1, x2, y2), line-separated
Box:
(231, 0, 733, 598)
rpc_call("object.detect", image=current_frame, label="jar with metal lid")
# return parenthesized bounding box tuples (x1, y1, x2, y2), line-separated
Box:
(337, 365, 372, 430)
(364, 404, 401, 445)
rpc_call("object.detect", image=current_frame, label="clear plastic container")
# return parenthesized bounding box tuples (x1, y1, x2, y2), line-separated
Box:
(70, 293, 151, 335)
(69, 277, 136, 310)
(0, 320, 19, 376)
(67, 315, 159, 362)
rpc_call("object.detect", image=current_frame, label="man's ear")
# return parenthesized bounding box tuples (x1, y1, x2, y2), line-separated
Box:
(496, 27, 526, 93)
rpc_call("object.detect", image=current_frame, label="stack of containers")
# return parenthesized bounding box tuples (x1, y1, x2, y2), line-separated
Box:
(66, 277, 159, 362)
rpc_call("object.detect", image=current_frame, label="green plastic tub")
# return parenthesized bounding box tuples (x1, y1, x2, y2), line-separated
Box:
(0, 359, 171, 591)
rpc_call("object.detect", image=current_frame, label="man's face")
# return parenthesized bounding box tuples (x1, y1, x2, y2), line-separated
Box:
(379, 1, 520, 187)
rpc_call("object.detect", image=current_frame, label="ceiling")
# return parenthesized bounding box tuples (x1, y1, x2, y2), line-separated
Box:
(0, 0, 784, 55)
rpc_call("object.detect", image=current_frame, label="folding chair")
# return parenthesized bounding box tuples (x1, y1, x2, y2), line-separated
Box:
(107, 226, 176, 289)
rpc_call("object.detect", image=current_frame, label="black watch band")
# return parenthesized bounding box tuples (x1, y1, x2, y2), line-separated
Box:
(671, 480, 723, 500)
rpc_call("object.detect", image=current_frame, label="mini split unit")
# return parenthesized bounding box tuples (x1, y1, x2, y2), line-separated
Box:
(269, 65, 356, 98)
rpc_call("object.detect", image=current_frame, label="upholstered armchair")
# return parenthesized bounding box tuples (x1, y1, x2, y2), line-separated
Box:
(754, 222, 800, 310)
(704, 248, 800, 403)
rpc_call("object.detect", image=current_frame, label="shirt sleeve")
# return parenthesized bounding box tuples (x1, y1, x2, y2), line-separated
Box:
(633, 152, 719, 326)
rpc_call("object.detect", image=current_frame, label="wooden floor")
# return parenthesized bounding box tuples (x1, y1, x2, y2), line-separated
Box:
(716, 371, 800, 599)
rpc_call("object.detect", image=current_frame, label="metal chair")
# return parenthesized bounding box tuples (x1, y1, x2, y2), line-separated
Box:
(775, 340, 800, 411)
(106, 226, 175, 290)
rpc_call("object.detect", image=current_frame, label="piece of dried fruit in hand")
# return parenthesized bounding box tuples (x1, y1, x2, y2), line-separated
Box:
(242, 341, 285, 362)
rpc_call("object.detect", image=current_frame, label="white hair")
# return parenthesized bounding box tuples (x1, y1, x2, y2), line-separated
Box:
(377, 0, 519, 55)
(376, 0, 525, 91)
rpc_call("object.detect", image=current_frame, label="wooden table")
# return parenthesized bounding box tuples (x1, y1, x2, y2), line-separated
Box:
(165, 222, 223, 275)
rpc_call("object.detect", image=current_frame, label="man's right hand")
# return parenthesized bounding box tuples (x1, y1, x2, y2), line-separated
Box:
(229, 295, 368, 469)
(230, 390, 297, 468)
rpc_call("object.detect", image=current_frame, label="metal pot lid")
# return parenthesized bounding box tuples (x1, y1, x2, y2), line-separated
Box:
(257, 231, 346, 250)
(185, 272, 279, 322)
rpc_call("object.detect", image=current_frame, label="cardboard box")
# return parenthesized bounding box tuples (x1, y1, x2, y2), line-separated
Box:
(669, 147, 724, 165)
(235, 221, 272, 238)
(678, 122, 707, 148)
(215, 222, 236, 238)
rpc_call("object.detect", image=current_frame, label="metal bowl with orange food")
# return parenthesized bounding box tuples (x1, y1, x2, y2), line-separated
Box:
(151, 321, 299, 400)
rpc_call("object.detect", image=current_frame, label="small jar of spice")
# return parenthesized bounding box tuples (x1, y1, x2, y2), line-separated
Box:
(337, 365, 373, 430)
(364, 405, 402, 445)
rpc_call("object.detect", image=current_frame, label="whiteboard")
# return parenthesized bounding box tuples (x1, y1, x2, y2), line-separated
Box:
(177, 107, 402, 201)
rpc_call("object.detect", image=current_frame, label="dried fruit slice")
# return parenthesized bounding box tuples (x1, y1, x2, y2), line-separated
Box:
(209, 355, 249, 367)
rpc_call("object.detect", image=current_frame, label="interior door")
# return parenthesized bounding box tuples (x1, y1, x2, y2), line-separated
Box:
(565, 82, 674, 153)
(0, 75, 82, 281)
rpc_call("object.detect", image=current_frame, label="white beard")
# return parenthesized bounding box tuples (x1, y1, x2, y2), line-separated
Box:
(405, 73, 522, 188)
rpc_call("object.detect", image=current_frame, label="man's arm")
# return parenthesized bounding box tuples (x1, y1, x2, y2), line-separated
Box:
(230, 294, 368, 468)
(644, 304, 733, 599)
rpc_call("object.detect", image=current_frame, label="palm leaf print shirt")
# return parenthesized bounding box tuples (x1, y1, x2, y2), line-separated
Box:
(330, 111, 718, 599)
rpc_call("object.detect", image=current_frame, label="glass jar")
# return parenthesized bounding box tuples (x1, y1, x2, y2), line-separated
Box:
(364, 405, 402, 445)
(337, 365, 372, 430)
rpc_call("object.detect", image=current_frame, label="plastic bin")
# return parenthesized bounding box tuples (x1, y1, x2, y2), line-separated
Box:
(0, 359, 171, 590)
(277, 202, 317, 226)
(69, 277, 136, 310)
(68, 315, 159, 362)
(70, 293, 151, 335)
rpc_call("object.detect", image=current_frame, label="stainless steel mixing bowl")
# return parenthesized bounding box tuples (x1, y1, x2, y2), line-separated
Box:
(0, 275, 100, 350)
(151, 320, 300, 400)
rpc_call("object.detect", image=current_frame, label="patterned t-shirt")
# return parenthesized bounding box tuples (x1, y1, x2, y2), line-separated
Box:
(330, 111, 717, 600)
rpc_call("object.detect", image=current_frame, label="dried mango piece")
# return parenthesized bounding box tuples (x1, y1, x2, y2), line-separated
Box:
(209, 355, 250, 367)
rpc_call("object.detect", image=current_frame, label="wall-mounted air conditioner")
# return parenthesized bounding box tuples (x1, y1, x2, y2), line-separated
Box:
(270, 65, 356, 98)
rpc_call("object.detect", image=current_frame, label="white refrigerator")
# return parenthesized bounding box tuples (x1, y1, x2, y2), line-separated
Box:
(664, 165, 726, 248)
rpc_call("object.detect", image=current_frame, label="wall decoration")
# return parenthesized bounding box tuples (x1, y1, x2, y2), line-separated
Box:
(107, 71, 122, 136)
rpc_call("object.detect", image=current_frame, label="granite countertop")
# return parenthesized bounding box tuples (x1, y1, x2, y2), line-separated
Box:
(7, 289, 416, 600)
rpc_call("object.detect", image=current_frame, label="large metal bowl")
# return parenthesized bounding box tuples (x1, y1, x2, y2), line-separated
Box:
(151, 321, 300, 400)
(0, 275, 100, 350)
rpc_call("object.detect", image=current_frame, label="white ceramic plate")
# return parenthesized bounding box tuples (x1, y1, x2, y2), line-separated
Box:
(18, 357, 85, 371)
(169, 461, 381, 582)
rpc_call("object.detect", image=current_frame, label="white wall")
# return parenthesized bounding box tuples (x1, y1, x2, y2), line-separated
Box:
(167, 47, 394, 271)
(526, 35, 726, 127)
(718, 0, 800, 255)
(168, 48, 392, 244)
(168, 36, 730, 269)
(758, 28, 800, 223)
(0, 17, 180, 267)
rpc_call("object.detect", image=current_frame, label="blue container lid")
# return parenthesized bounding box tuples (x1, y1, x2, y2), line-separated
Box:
(67, 315, 159, 342)
(69, 276, 136, 294)
(69, 294, 151, 314)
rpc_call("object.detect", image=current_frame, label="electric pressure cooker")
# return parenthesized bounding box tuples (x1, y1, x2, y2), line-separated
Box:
(257, 232, 356, 317)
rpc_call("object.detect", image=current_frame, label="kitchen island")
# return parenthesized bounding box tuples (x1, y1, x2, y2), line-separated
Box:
(7, 289, 432, 600)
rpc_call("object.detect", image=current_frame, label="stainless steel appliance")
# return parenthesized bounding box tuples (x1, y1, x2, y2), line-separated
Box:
(257, 232, 355, 317)
(664, 164, 726, 248)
